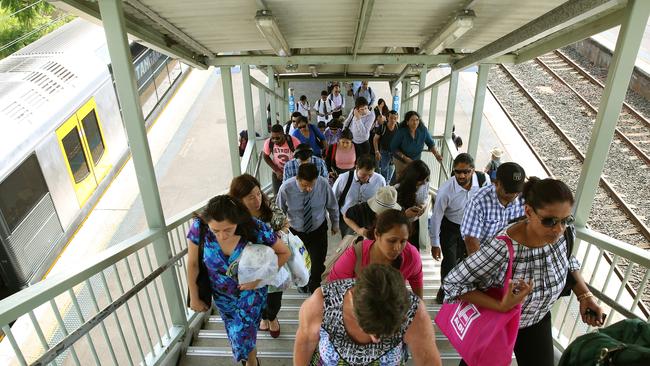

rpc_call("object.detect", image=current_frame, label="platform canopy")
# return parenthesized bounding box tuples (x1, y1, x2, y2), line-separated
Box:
(51, 0, 629, 78)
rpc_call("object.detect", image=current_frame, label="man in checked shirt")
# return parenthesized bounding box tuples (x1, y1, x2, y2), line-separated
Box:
(460, 162, 526, 254)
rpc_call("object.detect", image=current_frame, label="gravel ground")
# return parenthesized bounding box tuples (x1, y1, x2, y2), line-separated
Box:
(561, 45, 650, 121)
(537, 52, 650, 158)
(487, 66, 650, 308)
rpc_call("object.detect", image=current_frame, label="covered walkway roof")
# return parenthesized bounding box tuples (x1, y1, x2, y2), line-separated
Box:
(52, 0, 629, 77)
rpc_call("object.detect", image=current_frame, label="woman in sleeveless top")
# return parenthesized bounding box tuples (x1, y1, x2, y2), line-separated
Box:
(294, 264, 442, 366)
(325, 128, 356, 184)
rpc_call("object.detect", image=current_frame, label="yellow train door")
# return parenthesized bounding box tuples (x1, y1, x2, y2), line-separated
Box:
(56, 98, 111, 206)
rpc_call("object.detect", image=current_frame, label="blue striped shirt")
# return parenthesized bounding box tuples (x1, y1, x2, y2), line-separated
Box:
(283, 157, 328, 182)
(460, 185, 525, 245)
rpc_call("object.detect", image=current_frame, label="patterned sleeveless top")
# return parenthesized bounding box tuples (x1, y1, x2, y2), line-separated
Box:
(310, 279, 419, 366)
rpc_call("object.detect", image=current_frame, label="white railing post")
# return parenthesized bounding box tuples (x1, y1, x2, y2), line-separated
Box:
(573, 0, 650, 228)
(440, 71, 459, 187)
(242, 65, 257, 159)
(467, 64, 490, 158)
(97, 0, 187, 331)
(268, 67, 277, 124)
(417, 65, 427, 116)
(220, 66, 242, 178)
(427, 85, 438, 133)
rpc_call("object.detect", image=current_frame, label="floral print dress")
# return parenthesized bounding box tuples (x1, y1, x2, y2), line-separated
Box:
(187, 218, 276, 362)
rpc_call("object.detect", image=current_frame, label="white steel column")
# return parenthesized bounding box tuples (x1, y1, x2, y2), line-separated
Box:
(573, 0, 650, 228)
(281, 81, 288, 122)
(97, 0, 187, 327)
(242, 66, 257, 156)
(220, 67, 241, 177)
(417, 66, 427, 116)
(440, 71, 459, 186)
(467, 64, 491, 157)
(258, 87, 268, 137)
(268, 67, 277, 125)
(427, 85, 438, 133)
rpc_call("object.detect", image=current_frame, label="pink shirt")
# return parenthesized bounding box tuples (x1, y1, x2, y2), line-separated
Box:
(263, 136, 302, 170)
(335, 145, 356, 170)
(327, 239, 423, 289)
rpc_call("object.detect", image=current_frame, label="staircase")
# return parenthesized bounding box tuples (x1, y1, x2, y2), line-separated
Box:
(178, 252, 505, 365)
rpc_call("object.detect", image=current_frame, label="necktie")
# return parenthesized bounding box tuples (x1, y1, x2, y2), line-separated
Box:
(303, 192, 313, 233)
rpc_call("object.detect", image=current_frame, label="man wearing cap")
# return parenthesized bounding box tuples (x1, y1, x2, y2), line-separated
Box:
(343, 186, 401, 238)
(283, 143, 328, 182)
(430, 153, 490, 303)
(485, 147, 503, 181)
(460, 162, 526, 254)
(332, 155, 386, 235)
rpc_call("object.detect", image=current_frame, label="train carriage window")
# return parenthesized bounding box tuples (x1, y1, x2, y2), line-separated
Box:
(81, 110, 105, 164)
(0, 155, 49, 232)
(61, 127, 91, 183)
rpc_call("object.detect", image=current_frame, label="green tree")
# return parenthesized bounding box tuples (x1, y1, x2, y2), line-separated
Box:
(0, 0, 73, 59)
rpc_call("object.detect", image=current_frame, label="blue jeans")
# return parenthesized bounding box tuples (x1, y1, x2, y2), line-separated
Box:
(379, 150, 395, 183)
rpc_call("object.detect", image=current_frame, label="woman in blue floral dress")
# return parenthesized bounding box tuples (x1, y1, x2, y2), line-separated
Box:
(187, 195, 290, 366)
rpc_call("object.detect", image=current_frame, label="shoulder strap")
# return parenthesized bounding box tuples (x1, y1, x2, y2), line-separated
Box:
(476, 171, 486, 187)
(286, 135, 295, 151)
(268, 139, 274, 152)
(495, 235, 515, 286)
(338, 171, 355, 209)
(352, 240, 364, 275)
(564, 226, 574, 259)
(285, 123, 290, 135)
(309, 124, 323, 144)
(198, 220, 207, 258)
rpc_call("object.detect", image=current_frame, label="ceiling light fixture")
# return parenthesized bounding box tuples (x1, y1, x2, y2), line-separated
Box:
(420, 9, 475, 55)
(255, 10, 291, 57)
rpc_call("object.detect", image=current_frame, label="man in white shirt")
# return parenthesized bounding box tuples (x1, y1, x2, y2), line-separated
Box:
(429, 153, 490, 303)
(328, 84, 345, 120)
(296, 94, 311, 121)
(343, 97, 375, 157)
(332, 155, 386, 235)
(313, 90, 333, 124)
(353, 80, 376, 107)
(284, 112, 302, 135)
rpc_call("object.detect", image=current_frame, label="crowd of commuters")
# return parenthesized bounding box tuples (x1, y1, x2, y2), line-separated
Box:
(187, 80, 605, 366)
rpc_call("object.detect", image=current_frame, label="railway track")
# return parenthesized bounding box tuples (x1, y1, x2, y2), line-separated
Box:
(535, 52, 650, 166)
(487, 67, 650, 317)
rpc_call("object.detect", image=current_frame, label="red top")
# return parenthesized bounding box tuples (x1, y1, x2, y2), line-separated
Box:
(327, 239, 423, 289)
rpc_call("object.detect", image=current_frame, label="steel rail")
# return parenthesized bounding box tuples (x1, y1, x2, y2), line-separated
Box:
(498, 65, 650, 243)
(554, 49, 650, 129)
(534, 56, 650, 166)
(497, 65, 650, 318)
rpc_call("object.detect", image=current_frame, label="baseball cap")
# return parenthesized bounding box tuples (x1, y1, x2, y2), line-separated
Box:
(496, 162, 526, 193)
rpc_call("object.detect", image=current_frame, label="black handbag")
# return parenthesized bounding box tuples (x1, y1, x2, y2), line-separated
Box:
(187, 221, 212, 307)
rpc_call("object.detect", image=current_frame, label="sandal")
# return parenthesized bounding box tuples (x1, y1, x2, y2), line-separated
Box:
(269, 319, 280, 338)
(258, 319, 269, 331)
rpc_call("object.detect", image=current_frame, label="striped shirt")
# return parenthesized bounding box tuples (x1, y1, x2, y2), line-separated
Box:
(443, 225, 581, 328)
(460, 184, 525, 245)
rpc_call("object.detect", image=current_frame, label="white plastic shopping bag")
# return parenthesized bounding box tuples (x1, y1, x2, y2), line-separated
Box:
(238, 244, 279, 288)
(281, 232, 311, 287)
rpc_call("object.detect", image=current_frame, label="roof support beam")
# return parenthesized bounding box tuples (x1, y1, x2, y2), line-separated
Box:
(352, 0, 375, 57)
(277, 74, 396, 81)
(390, 65, 411, 91)
(125, 0, 214, 57)
(50, 0, 207, 69)
(208, 54, 462, 66)
(515, 7, 625, 63)
(452, 0, 625, 71)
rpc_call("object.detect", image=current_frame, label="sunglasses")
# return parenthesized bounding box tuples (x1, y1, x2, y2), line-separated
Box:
(453, 169, 473, 175)
(299, 125, 308, 129)
(533, 208, 575, 227)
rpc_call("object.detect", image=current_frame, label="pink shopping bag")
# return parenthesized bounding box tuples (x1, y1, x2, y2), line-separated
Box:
(435, 236, 521, 366)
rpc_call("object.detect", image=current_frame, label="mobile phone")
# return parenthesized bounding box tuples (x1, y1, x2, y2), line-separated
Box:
(585, 308, 607, 323)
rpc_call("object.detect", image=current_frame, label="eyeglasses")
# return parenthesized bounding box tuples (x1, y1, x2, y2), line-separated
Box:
(298, 125, 308, 129)
(533, 208, 575, 227)
(453, 169, 473, 175)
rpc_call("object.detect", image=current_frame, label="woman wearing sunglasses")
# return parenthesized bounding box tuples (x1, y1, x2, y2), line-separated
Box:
(443, 177, 605, 366)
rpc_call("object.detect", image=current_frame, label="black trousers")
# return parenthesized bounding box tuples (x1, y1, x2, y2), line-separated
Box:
(459, 312, 553, 366)
(261, 291, 282, 321)
(291, 221, 328, 293)
(408, 219, 421, 250)
(438, 217, 467, 298)
(353, 141, 371, 157)
(271, 173, 282, 197)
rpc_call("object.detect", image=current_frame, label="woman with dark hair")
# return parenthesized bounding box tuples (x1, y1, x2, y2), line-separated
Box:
(187, 195, 290, 366)
(368, 98, 389, 155)
(328, 209, 424, 298)
(390, 110, 441, 179)
(324, 128, 356, 182)
(395, 160, 431, 250)
(230, 174, 288, 338)
(444, 178, 605, 366)
(373, 98, 389, 119)
(294, 264, 442, 365)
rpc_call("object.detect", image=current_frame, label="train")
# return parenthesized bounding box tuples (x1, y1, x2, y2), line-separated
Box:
(0, 18, 187, 298)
